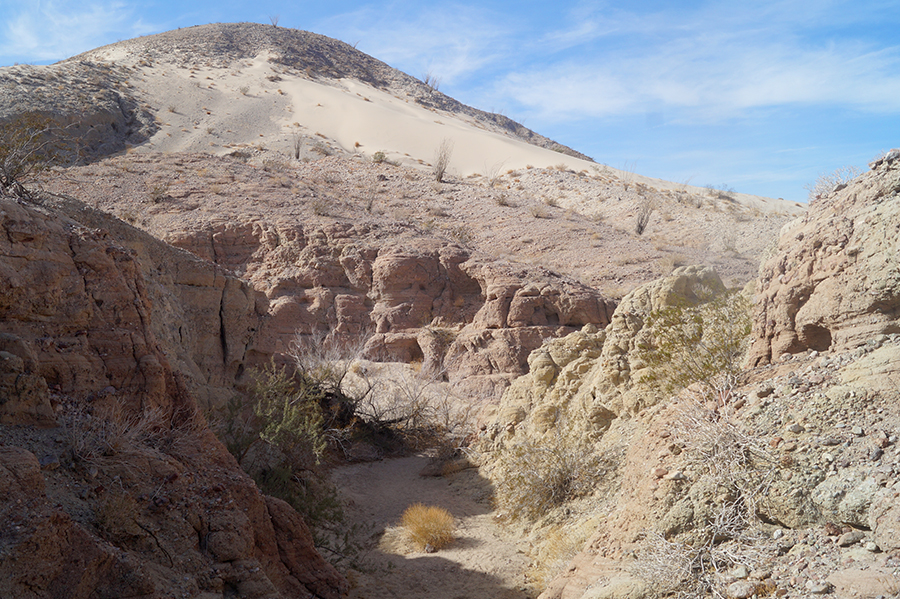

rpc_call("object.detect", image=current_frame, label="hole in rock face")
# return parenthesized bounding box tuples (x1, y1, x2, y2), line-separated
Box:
(799, 324, 832, 352)
(408, 341, 424, 363)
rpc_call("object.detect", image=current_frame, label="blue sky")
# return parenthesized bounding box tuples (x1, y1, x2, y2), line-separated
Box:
(2, 1, 899, 203)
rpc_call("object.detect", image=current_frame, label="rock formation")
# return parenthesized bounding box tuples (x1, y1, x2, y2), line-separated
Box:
(749, 150, 900, 365)
(476, 157, 900, 598)
(480, 265, 724, 447)
(0, 191, 346, 599)
(164, 217, 615, 399)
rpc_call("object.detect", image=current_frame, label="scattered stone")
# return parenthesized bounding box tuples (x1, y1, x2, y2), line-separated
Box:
(726, 580, 756, 598)
(651, 467, 668, 478)
(787, 423, 804, 434)
(39, 454, 60, 470)
(756, 383, 775, 398)
(836, 531, 865, 547)
(424, 544, 436, 554)
(805, 580, 833, 594)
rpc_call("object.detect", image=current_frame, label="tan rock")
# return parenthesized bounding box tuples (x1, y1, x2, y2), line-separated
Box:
(826, 566, 900, 598)
(750, 158, 900, 365)
(482, 265, 725, 448)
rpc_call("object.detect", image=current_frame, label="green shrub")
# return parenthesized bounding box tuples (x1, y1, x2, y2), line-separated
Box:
(215, 364, 372, 563)
(637, 287, 751, 408)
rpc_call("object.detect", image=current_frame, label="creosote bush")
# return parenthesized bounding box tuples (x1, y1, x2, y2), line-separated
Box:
(216, 361, 366, 564)
(637, 286, 751, 409)
(401, 503, 455, 550)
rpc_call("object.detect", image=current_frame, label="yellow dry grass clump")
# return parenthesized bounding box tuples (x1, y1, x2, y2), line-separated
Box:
(401, 503, 455, 550)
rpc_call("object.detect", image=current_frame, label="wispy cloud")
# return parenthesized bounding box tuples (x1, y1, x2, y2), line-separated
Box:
(0, 0, 156, 64)
(314, 2, 519, 86)
(489, 2, 900, 123)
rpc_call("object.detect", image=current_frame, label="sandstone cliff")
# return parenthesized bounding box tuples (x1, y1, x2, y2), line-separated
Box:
(160, 213, 615, 399)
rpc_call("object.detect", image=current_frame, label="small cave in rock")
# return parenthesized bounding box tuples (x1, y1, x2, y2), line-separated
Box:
(799, 323, 832, 352)
(407, 341, 424, 364)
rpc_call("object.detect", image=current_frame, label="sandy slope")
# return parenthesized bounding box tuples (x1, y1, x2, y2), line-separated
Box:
(119, 47, 802, 216)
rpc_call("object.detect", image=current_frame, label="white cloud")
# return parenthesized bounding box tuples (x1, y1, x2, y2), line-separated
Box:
(314, 3, 518, 86)
(489, 4, 900, 124)
(0, 0, 155, 64)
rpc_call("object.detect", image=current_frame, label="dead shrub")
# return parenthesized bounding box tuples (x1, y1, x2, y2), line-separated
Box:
(494, 423, 600, 521)
(401, 503, 455, 550)
(529, 205, 551, 219)
(634, 195, 654, 235)
(805, 165, 861, 200)
(0, 112, 76, 197)
(433, 138, 453, 183)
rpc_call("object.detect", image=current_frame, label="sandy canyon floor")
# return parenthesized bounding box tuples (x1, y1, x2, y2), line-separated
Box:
(331, 455, 532, 599)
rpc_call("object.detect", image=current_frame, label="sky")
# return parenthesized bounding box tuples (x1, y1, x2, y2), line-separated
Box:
(2, 1, 899, 203)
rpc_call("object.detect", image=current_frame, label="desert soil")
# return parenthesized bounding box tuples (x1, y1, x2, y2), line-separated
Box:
(330, 455, 531, 599)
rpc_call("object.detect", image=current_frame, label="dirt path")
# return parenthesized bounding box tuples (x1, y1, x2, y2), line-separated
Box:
(331, 455, 531, 599)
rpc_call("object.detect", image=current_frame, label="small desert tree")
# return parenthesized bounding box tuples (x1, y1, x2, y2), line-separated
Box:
(433, 137, 453, 183)
(0, 112, 72, 197)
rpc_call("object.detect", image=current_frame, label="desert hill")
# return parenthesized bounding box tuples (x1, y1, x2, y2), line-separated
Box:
(2, 22, 806, 401)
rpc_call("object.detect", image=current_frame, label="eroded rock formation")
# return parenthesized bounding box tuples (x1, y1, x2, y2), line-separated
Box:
(749, 151, 900, 365)
(480, 265, 724, 446)
(0, 192, 346, 599)
(165, 219, 615, 398)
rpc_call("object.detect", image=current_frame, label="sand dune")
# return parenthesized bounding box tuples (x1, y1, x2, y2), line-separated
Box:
(115, 44, 800, 216)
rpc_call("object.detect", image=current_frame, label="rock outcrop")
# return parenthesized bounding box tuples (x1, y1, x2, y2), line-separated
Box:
(749, 150, 900, 365)
(0, 191, 346, 599)
(476, 157, 900, 599)
(165, 219, 615, 398)
(480, 265, 724, 446)
(0, 193, 268, 412)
